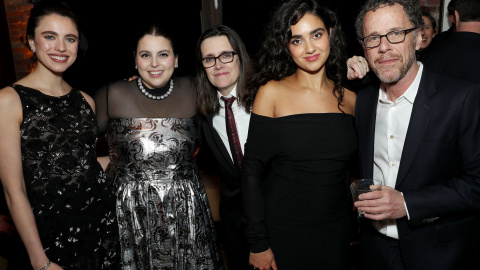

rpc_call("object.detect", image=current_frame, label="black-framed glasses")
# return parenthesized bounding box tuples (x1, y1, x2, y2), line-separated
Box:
(361, 27, 417, 48)
(202, 51, 237, 68)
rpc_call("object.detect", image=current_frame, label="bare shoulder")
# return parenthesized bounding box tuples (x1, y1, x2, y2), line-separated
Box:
(342, 88, 357, 115)
(0, 86, 22, 122)
(0, 86, 22, 110)
(252, 80, 281, 117)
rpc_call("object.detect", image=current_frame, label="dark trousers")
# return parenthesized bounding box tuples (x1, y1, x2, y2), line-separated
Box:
(360, 223, 406, 270)
(221, 215, 250, 270)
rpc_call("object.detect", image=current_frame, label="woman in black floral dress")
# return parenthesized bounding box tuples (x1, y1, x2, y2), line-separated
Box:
(94, 23, 223, 270)
(0, 2, 118, 269)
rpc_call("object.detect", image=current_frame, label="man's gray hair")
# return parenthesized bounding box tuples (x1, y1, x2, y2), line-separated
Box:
(355, 0, 423, 39)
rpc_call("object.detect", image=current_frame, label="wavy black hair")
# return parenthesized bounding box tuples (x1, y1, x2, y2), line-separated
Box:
(244, 0, 347, 111)
(195, 25, 252, 116)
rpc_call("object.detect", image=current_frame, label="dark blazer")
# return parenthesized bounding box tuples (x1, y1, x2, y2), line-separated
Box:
(355, 68, 480, 270)
(199, 113, 250, 270)
(200, 114, 243, 211)
(421, 32, 480, 84)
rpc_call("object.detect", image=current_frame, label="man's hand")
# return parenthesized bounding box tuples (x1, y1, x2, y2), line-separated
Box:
(347, 55, 369, 80)
(354, 186, 407, 220)
(249, 248, 278, 270)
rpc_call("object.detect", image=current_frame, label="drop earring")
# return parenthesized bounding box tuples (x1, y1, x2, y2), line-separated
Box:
(135, 65, 137, 69)
(32, 49, 36, 53)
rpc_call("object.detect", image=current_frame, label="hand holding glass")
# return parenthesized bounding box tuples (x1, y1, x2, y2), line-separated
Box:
(350, 179, 382, 217)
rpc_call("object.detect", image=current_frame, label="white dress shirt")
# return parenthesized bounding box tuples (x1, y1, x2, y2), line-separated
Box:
(372, 63, 424, 239)
(212, 85, 251, 162)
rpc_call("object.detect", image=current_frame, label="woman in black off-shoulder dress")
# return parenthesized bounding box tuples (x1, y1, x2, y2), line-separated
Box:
(242, 1, 357, 269)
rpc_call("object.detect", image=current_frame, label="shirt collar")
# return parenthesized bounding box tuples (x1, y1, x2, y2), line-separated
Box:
(378, 62, 423, 104)
(218, 84, 238, 101)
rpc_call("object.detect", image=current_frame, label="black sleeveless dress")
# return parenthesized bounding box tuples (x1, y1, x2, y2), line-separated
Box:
(12, 85, 119, 269)
(242, 113, 357, 269)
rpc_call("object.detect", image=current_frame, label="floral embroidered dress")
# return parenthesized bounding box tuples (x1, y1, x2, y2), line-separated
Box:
(12, 84, 119, 269)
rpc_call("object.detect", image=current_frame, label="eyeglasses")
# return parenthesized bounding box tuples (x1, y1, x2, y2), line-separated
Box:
(202, 51, 237, 68)
(361, 27, 417, 48)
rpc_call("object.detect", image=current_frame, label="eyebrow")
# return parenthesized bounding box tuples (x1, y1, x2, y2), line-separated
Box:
(40, 31, 79, 39)
(203, 50, 233, 57)
(138, 49, 171, 54)
(365, 27, 408, 36)
(291, 27, 325, 39)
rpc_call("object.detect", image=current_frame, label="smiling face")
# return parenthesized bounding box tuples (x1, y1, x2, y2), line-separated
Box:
(200, 35, 240, 96)
(362, 3, 422, 84)
(420, 15, 436, 49)
(288, 13, 330, 74)
(135, 35, 178, 89)
(28, 14, 79, 74)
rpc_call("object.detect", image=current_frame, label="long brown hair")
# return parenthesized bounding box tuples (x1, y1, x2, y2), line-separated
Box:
(195, 25, 252, 116)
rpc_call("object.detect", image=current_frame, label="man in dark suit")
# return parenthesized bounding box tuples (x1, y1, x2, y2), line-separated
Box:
(195, 25, 252, 270)
(421, 0, 480, 83)
(351, 0, 480, 269)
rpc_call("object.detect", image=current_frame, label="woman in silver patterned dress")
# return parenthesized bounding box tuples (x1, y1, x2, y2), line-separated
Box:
(94, 24, 224, 270)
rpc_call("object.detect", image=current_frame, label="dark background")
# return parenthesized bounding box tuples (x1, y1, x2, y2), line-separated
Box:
(57, 0, 365, 96)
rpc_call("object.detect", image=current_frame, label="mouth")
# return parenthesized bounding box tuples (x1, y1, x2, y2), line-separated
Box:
(376, 55, 399, 65)
(148, 70, 163, 77)
(215, 72, 229, 77)
(305, 54, 320, 62)
(49, 55, 68, 63)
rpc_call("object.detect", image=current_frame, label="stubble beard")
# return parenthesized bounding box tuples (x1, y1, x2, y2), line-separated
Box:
(372, 40, 417, 84)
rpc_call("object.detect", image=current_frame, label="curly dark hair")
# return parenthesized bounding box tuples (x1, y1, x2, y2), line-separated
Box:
(195, 25, 252, 116)
(355, 0, 423, 40)
(244, 0, 347, 111)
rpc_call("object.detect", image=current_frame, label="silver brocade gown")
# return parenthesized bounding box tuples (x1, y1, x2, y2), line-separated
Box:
(106, 117, 223, 270)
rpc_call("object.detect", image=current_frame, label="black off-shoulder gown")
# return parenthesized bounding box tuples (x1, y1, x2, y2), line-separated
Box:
(242, 113, 357, 269)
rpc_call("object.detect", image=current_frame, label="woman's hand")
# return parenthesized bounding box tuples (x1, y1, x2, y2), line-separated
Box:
(126, 75, 138, 81)
(346, 55, 369, 80)
(249, 248, 278, 270)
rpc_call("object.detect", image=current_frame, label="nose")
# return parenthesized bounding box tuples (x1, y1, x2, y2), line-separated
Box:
(378, 35, 392, 53)
(305, 40, 316, 54)
(213, 58, 223, 69)
(55, 39, 66, 52)
(151, 57, 159, 68)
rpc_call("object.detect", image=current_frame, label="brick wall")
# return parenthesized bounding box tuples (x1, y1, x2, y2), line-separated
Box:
(419, 0, 442, 26)
(4, 0, 33, 80)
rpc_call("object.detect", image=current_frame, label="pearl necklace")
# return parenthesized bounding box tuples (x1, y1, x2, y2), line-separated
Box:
(137, 78, 174, 100)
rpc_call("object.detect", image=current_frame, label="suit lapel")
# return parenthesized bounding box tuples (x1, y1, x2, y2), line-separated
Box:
(360, 87, 379, 180)
(396, 70, 437, 188)
(206, 114, 238, 173)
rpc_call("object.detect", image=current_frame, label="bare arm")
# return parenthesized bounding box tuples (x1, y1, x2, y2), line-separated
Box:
(0, 87, 62, 269)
